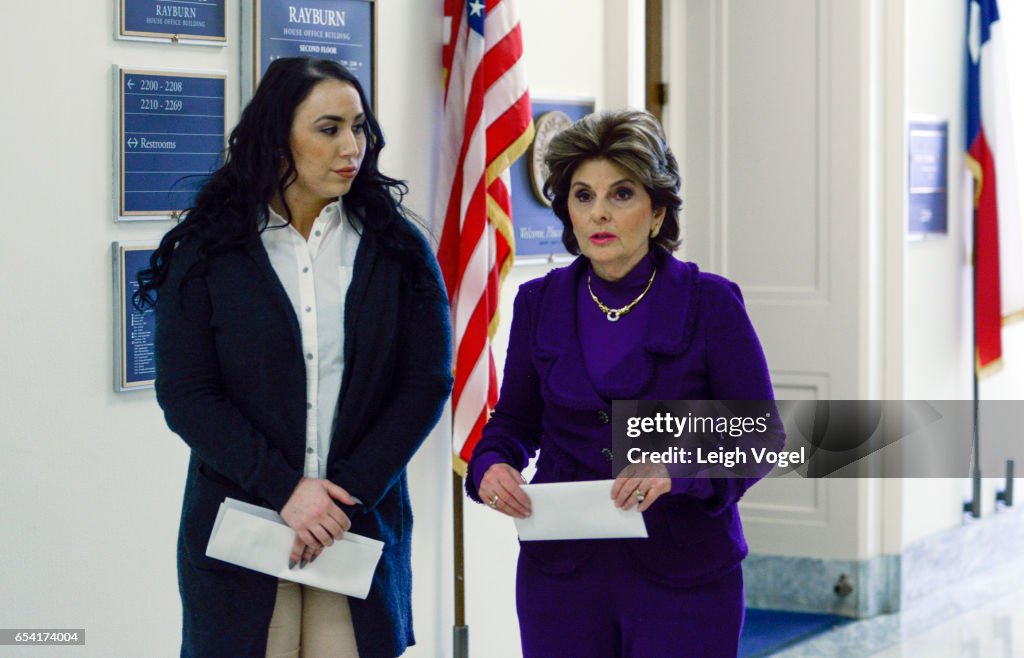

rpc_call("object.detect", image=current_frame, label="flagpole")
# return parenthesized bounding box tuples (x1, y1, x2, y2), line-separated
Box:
(438, 2, 533, 652)
(965, 161, 982, 519)
(965, 363, 982, 519)
(453, 471, 469, 658)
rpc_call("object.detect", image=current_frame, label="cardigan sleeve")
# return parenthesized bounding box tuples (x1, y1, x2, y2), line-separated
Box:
(695, 274, 784, 515)
(464, 283, 545, 502)
(326, 234, 454, 512)
(154, 243, 302, 511)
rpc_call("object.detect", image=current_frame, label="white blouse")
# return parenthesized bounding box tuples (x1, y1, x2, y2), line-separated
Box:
(261, 200, 361, 478)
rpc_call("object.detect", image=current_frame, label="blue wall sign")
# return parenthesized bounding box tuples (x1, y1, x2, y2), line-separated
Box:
(120, 0, 226, 43)
(118, 69, 225, 220)
(253, 0, 374, 105)
(115, 243, 158, 391)
(509, 99, 594, 259)
(907, 119, 949, 237)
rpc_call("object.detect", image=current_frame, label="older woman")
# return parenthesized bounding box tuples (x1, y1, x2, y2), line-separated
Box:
(466, 110, 782, 657)
(137, 58, 452, 657)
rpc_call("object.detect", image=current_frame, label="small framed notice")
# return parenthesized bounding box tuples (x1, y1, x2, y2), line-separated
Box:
(115, 67, 226, 221)
(118, 0, 227, 45)
(113, 241, 159, 392)
(242, 0, 375, 106)
(907, 117, 949, 239)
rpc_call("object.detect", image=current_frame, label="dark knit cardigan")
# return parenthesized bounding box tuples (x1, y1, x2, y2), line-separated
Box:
(154, 219, 453, 658)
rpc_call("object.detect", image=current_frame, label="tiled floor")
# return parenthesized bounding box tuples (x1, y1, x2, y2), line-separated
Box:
(773, 556, 1024, 657)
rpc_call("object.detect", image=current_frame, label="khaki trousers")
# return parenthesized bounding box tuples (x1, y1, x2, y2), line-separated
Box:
(265, 580, 360, 658)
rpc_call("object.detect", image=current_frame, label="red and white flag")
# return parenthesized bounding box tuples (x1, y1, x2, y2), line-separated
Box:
(436, 0, 533, 472)
(965, 0, 1023, 374)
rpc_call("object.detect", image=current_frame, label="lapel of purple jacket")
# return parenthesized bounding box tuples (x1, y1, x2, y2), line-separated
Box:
(532, 247, 704, 409)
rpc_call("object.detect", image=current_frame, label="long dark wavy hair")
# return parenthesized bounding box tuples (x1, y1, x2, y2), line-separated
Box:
(135, 57, 423, 308)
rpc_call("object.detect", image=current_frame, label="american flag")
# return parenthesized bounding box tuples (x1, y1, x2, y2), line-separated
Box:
(436, 0, 533, 472)
(965, 0, 1022, 374)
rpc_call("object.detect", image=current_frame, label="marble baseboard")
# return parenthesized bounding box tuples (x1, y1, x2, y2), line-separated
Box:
(773, 552, 1024, 657)
(742, 554, 899, 618)
(743, 504, 1024, 618)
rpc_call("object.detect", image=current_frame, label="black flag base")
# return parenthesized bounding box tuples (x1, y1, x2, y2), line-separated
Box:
(964, 468, 983, 518)
(996, 460, 1015, 508)
(454, 625, 469, 658)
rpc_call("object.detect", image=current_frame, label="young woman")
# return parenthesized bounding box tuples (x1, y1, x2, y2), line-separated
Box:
(137, 58, 452, 658)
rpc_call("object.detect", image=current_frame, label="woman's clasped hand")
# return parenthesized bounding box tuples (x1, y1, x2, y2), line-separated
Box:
(280, 477, 355, 567)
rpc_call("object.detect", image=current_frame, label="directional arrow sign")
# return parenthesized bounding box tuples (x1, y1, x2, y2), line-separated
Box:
(118, 68, 225, 219)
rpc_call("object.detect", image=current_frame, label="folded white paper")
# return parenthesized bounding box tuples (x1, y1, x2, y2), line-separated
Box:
(206, 498, 383, 599)
(513, 480, 649, 541)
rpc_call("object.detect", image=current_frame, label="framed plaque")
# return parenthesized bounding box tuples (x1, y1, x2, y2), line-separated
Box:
(907, 117, 949, 239)
(242, 0, 375, 106)
(509, 97, 595, 262)
(115, 67, 226, 221)
(118, 0, 227, 45)
(113, 241, 159, 392)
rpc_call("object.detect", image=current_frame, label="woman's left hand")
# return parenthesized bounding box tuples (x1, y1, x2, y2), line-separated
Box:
(611, 463, 671, 513)
(281, 477, 354, 568)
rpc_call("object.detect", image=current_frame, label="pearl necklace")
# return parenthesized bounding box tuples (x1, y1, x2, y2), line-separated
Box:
(586, 268, 657, 322)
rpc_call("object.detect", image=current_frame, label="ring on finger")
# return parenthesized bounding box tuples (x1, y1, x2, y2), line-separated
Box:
(488, 494, 500, 509)
(635, 488, 646, 502)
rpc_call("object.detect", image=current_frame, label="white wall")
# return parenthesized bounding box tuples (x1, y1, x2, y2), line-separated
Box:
(903, 0, 972, 405)
(899, 0, 974, 548)
(0, 1, 449, 656)
(604, 0, 646, 110)
(376, 3, 452, 657)
(901, 0, 1024, 548)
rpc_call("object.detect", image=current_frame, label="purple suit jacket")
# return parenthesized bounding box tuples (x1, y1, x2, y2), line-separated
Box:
(467, 247, 783, 587)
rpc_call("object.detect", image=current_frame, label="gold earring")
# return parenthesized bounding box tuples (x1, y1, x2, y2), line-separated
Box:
(650, 225, 661, 238)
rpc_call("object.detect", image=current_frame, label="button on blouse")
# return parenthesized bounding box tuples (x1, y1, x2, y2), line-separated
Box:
(260, 201, 360, 478)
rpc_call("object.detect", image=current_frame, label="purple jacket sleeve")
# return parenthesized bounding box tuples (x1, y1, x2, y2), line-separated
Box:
(465, 285, 544, 502)
(696, 275, 784, 514)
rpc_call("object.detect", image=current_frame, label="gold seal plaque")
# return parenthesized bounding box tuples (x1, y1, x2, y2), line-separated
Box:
(529, 110, 573, 206)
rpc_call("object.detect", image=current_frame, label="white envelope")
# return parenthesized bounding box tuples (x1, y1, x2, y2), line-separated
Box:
(513, 480, 649, 541)
(206, 498, 383, 600)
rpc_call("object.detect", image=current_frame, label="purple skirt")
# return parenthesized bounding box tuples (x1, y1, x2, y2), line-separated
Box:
(516, 540, 744, 658)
